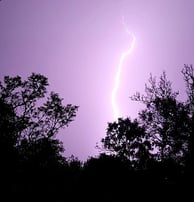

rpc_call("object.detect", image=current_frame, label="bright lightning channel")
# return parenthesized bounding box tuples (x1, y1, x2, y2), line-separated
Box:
(111, 17, 136, 120)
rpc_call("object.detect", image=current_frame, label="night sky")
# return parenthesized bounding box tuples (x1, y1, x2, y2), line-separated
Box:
(0, 0, 194, 160)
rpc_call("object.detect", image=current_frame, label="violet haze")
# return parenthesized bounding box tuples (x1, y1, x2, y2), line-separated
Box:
(0, 0, 194, 160)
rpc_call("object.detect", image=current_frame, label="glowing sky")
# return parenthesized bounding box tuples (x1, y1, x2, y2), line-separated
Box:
(0, 0, 194, 160)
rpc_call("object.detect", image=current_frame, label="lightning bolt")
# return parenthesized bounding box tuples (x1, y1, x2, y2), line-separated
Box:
(111, 17, 136, 120)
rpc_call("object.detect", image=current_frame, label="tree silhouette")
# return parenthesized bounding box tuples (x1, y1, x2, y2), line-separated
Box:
(131, 70, 191, 164)
(101, 65, 193, 181)
(0, 73, 79, 190)
(181, 64, 193, 176)
(101, 118, 152, 169)
(0, 99, 19, 175)
(0, 67, 192, 200)
(128, 65, 193, 189)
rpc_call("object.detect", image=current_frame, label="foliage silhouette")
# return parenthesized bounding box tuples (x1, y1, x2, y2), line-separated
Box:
(0, 73, 78, 199)
(101, 117, 152, 169)
(131, 71, 191, 164)
(0, 66, 192, 201)
(99, 65, 193, 194)
(181, 64, 193, 173)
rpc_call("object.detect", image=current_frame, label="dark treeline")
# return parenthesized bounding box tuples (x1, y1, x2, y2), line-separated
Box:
(0, 65, 193, 201)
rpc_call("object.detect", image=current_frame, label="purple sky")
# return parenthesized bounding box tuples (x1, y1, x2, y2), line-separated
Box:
(0, 0, 194, 161)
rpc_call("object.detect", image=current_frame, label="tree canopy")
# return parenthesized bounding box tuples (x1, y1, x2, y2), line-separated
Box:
(0, 67, 192, 200)
(101, 64, 193, 171)
(0, 73, 79, 171)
